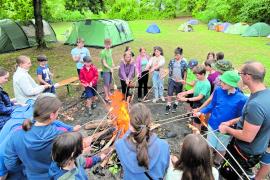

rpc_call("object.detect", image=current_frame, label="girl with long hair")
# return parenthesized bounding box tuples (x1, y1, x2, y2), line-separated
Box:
(165, 134, 219, 180)
(116, 103, 170, 180)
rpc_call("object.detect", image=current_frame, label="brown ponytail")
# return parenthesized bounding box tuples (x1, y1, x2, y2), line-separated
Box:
(22, 93, 62, 131)
(129, 103, 152, 169)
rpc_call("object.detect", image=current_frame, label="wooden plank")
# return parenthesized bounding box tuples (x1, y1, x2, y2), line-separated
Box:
(57, 76, 79, 87)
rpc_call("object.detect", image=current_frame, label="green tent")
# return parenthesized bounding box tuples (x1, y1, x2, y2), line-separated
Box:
(242, 22, 270, 37)
(0, 19, 57, 53)
(0, 19, 30, 53)
(65, 19, 133, 48)
(224, 23, 249, 35)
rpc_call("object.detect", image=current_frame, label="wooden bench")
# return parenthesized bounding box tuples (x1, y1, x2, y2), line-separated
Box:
(57, 76, 79, 95)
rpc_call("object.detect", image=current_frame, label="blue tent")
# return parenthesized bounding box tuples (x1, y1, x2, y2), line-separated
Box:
(187, 19, 199, 25)
(208, 19, 220, 30)
(146, 23, 160, 33)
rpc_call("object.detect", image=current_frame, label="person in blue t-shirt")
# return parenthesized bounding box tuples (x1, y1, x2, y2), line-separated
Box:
(195, 71, 247, 166)
(36, 55, 56, 93)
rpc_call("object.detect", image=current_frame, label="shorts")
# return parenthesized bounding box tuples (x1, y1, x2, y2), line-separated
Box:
(207, 125, 232, 151)
(85, 86, 96, 98)
(168, 80, 183, 96)
(260, 150, 270, 165)
(102, 72, 112, 86)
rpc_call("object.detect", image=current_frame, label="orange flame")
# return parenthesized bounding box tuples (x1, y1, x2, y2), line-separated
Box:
(110, 90, 130, 138)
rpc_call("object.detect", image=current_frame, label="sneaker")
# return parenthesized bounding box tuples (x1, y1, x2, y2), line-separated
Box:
(165, 105, 171, 115)
(138, 98, 142, 102)
(161, 96, 165, 102)
(54, 83, 60, 88)
(172, 103, 177, 113)
(245, 168, 255, 179)
(87, 107, 92, 116)
(152, 98, 158, 103)
(91, 103, 97, 109)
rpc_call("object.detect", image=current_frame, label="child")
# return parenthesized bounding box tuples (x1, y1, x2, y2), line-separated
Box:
(115, 103, 170, 180)
(204, 59, 220, 93)
(183, 59, 198, 107)
(166, 47, 187, 115)
(119, 52, 135, 101)
(177, 65, 211, 131)
(207, 52, 216, 61)
(79, 56, 99, 116)
(146, 46, 166, 103)
(4, 94, 86, 179)
(165, 134, 219, 180)
(125, 46, 135, 57)
(49, 132, 105, 180)
(100, 39, 114, 102)
(216, 51, 224, 61)
(0, 67, 16, 130)
(136, 47, 150, 101)
(196, 71, 247, 165)
(36, 55, 56, 93)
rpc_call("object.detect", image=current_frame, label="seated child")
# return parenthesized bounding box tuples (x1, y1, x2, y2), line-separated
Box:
(165, 134, 219, 180)
(207, 52, 216, 61)
(166, 47, 187, 115)
(49, 132, 106, 180)
(177, 65, 211, 131)
(36, 55, 56, 93)
(196, 71, 247, 165)
(119, 52, 135, 101)
(79, 56, 99, 116)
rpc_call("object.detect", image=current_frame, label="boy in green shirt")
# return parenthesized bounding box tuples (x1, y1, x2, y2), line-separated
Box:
(100, 39, 115, 102)
(177, 64, 211, 132)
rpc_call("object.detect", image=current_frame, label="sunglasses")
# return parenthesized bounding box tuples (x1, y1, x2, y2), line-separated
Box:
(238, 72, 253, 76)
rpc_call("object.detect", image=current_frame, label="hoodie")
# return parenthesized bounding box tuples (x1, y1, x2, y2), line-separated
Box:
(4, 124, 65, 180)
(49, 155, 101, 180)
(115, 131, 170, 180)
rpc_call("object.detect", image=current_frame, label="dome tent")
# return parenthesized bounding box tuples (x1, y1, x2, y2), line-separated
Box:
(242, 22, 270, 37)
(146, 23, 160, 34)
(65, 19, 134, 48)
(224, 23, 249, 35)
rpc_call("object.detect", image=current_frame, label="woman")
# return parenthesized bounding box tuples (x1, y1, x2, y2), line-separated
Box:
(115, 103, 170, 180)
(136, 48, 150, 102)
(165, 134, 219, 180)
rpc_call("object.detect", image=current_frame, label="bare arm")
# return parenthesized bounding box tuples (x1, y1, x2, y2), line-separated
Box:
(37, 75, 49, 85)
(220, 120, 261, 143)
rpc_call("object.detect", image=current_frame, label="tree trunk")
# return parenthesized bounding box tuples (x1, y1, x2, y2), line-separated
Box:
(33, 0, 47, 48)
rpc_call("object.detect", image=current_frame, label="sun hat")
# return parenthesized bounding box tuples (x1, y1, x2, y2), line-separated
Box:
(219, 70, 240, 87)
(188, 59, 198, 69)
(212, 60, 233, 73)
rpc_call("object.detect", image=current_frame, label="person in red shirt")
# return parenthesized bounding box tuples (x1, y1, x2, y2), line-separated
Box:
(80, 56, 98, 116)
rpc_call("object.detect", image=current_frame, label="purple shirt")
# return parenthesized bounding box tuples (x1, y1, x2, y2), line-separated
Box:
(119, 62, 135, 81)
(207, 71, 220, 85)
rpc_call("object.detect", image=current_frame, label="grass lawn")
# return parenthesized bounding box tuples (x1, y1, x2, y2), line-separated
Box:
(0, 18, 269, 97)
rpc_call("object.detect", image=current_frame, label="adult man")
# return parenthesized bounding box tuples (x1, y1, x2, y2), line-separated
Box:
(13, 56, 51, 104)
(219, 61, 270, 179)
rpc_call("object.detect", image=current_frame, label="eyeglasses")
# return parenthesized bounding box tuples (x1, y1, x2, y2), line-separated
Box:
(238, 72, 252, 76)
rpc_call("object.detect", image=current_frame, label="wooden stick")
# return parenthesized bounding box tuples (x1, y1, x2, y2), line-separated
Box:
(84, 120, 113, 130)
(100, 134, 117, 152)
(90, 127, 115, 142)
(100, 148, 115, 168)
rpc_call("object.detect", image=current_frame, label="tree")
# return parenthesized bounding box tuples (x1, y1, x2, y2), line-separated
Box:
(33, 0, 46, 48)
(65, 0, 105, 14)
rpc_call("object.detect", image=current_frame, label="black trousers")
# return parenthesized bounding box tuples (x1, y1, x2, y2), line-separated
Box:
(120, 80, 131, 99)
(138, 71, 149, 98)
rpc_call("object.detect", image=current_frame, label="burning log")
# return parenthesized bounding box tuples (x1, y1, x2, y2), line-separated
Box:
(84, 120, 113, 130)
(91, 127, 116, 142)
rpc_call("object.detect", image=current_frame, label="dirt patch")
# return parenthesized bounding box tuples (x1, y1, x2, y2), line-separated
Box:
(60, 89, 192, 179)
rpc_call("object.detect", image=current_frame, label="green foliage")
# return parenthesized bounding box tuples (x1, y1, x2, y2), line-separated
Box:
(238, 0, 270, 24)
(191, 0, 269, 24)
(108, 0, 140, 20)
(65, 0, 105, 14)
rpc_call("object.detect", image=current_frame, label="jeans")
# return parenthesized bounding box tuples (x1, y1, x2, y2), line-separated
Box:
(152, 71, 164, 99)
